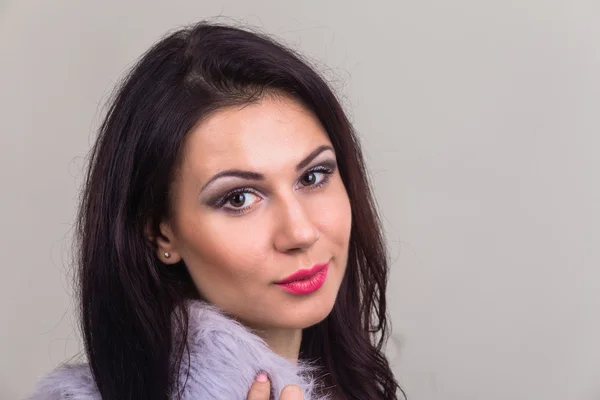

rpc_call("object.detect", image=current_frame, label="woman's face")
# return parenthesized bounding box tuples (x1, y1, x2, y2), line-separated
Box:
(158, 94, 352, 332)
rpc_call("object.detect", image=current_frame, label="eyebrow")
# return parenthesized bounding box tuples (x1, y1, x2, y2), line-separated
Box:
(200, 144, 334, 192)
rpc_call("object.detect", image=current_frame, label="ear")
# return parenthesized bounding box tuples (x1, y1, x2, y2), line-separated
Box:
(149, 221, 182, 264)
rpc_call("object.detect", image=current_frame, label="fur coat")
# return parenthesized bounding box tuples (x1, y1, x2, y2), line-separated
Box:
(28, 301, 327, 399)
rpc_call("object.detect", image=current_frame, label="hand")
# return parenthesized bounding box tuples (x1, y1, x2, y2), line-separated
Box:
(247, 372, 304, 400)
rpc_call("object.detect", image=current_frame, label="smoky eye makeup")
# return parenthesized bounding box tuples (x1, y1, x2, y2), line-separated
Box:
(202, 158, 339, 210)
(206, 186, 260, 209)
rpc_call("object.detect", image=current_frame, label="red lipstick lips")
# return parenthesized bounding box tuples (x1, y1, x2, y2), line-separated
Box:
(275, 261, 330, 295)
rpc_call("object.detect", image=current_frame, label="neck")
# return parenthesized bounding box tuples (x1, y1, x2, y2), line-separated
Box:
(252, 327, 302, 362)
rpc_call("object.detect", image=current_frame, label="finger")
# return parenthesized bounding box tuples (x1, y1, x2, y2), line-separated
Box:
(247, 372, 271, 400)
(280, 384, 304, 400)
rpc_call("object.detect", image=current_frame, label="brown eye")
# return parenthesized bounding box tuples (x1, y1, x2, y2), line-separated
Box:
(301, 172, 316, 186)
(229, 193, 246, 208)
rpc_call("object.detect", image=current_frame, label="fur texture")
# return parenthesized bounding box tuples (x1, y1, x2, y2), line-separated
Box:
(29, 301, 328, 399)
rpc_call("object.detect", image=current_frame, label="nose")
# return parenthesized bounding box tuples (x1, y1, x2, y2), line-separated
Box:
(273, 194, 320, 253)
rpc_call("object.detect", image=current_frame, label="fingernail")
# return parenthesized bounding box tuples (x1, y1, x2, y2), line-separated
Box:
(256, 372, 268, 382)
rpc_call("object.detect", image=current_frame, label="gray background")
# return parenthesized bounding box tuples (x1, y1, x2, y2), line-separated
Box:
(1, 0, 599, 399)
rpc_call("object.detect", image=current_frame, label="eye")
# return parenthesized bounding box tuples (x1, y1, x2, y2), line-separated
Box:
(222, 190, 261, 212)
(229, 192, 246, 208)
(211, 187, 262, 215)
(298, 165, 334, 190)
(300, 172, 317, 186)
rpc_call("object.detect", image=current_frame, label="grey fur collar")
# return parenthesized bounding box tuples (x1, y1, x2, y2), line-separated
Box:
(29, 301, 327, 399)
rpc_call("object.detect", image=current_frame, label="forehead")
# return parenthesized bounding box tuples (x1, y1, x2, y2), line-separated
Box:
(182, 95, 332, 178)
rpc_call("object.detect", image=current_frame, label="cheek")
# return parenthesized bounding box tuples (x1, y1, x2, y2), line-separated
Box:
(312, 183, 352, 246)
(178, 213, 272, 282)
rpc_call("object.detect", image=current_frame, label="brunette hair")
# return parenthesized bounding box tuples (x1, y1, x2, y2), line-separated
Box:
(76, 21, 404, 399)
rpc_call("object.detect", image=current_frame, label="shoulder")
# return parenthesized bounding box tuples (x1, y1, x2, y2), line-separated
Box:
(28, 363, 100, 400)
(28, 301, 327, 399)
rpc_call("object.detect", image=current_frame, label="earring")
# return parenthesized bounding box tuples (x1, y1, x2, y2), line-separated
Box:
(164, 252, 171, 259)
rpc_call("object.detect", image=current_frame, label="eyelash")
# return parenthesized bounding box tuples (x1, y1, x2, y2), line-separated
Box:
(213, 164, 336, 215)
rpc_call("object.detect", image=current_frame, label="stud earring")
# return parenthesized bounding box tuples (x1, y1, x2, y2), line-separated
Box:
(164, 252, 171, 259)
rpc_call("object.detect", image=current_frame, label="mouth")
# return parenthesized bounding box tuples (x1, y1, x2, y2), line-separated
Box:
(275, 260, 330, 295)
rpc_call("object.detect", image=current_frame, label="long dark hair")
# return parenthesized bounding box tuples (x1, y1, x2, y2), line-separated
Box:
(75, 21, 404, 400)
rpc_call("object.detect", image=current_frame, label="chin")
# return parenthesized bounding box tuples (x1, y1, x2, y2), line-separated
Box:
(278, 290, 339, 330)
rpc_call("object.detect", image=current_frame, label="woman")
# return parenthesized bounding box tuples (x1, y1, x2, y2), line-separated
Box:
(30, 21, 404, 400)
